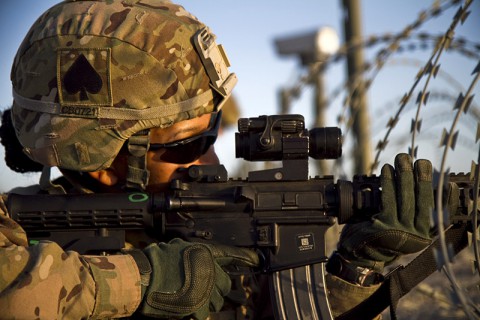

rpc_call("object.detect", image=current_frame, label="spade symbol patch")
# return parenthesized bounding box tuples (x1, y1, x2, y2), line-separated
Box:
(57, 48, 112, 107)
(63, 54, 103, 101)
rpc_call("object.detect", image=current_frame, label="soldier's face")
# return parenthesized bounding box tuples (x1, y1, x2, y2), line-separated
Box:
(145, 113, 220, 192)
(91, 113, 220, 192)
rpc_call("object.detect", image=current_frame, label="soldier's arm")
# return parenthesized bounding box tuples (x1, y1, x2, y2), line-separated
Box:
(0, 194, 142, 319)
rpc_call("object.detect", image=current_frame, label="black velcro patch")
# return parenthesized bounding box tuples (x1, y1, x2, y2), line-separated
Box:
(57, 48, 112, 109)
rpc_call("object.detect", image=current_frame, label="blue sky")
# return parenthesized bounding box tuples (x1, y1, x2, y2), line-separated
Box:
(0, 1, 479, 191)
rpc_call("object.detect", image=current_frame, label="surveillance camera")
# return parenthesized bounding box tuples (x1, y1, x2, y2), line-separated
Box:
(274, 27, 339, 64)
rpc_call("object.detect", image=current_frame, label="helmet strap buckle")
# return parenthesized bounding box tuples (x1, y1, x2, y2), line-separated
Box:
(39, 166, 66, 194)
(126, 130, 151, 190)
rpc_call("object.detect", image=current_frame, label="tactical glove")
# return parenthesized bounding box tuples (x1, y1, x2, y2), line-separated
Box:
(336, 153, 435, 273)
(129, 238, 259, 319)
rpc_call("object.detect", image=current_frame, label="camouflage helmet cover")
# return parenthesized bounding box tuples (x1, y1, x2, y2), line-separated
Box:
(11, 0, 236, 171)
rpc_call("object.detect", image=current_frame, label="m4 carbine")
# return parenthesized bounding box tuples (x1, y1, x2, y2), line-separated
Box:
(6, 115, 474, 320)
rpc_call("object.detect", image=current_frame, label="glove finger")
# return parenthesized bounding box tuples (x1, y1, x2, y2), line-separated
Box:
(209, 288, 225, 313)
(414, 159, 434, 236)
(208, 244, 259, 268)
(212, 264, 231, 307)
(378, 162, 397, 225)
(213, 263, 232, 298)
(191, 305, 209, 320)
(394, 153, 415, 228)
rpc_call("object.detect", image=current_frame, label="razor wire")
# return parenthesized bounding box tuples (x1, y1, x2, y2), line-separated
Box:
(280, 9, 480, 177)
(435, 59, 480, 319)
(276, 0, 480, 318)
(279, 0, 473, 121)
(371, 89, 480, 136)
(284, 33, 480, 131)
(370, 1, 479, 314)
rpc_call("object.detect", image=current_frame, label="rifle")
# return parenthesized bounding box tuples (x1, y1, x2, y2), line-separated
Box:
(6, 114, 474, 319)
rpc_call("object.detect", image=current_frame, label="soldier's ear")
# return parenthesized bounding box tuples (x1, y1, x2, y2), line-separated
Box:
(88, 169, 118, 186)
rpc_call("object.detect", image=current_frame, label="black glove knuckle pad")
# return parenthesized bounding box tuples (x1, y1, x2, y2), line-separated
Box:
(147, 244, 215, 314)
(137, 239, 258, 319)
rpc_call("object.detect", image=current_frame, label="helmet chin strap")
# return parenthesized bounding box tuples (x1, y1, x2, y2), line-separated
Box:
(39, 166, 66, 194)
(126, 130, 151, 190)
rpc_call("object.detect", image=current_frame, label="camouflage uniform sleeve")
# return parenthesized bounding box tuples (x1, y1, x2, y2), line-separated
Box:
(0, 194, 142, 319)
(326, 273, 382, 320)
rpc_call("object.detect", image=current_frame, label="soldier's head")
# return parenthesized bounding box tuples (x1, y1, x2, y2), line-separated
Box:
(10, 0, 236, 191)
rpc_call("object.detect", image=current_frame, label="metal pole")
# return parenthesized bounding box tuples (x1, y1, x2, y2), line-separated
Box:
(279, 88, 290, 114)
(312, 62, 329, 175)
(342, 0, 372, 174)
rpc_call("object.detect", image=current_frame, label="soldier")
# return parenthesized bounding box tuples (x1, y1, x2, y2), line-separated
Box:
(0, 1, 447, 319)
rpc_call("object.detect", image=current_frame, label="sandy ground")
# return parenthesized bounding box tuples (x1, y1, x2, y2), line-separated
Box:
(381, 249, 480, 319)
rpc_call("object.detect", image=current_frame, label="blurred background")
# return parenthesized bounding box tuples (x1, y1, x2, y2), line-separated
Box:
(1, 1, 479, 318)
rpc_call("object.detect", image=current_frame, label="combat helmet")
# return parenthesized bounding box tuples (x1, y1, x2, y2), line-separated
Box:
(10, 0, 236, 190)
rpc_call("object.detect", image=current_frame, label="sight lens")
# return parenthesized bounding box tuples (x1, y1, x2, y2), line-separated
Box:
(309, 127, 342, 159)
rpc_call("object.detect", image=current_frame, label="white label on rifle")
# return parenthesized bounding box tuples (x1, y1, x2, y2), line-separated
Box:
(297, 233, 315, 251)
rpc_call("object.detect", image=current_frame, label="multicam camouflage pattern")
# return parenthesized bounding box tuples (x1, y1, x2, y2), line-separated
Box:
(325, 274, 381, 319)
(11, 0, 228, 171)
(0, 194, 142, 319)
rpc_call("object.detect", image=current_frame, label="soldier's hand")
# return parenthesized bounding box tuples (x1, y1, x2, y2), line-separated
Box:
(337, 153, 435, 273)
(131, 238, 259, 319)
